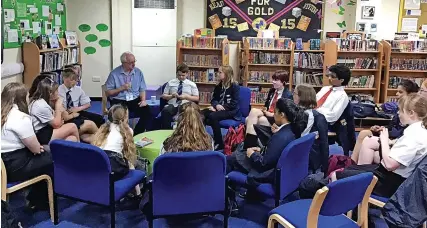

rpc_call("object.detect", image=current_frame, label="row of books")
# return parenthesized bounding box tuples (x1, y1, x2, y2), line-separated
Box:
(248, 71, 274, 83)
(337, 57, 378, 69)
(294, 52, 324, 69)
(187, 69, 216, 83)
(40, 64, 82, 86)
(199, 92, 213, 104)
(347, 75, 375, 88)
(293, 71, 323, 86)
(387, 96, 399, 102)
(248, 52, 291, 65)
(332, 39, 379, 51)
(245, 37, 292, 50)
(40, 47, 80, 73)
(182, 54, 221, 67)
(390, 58, 427, 71)
(181, 36, 225, 49)
(388, 76, 426, 89)
(248, 86, 270, 104)
(389, 40, 427, 52)
(349, 93, 374, 101)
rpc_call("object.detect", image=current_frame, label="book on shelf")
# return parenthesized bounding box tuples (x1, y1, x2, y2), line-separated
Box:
(249, 86, 269, 104)
(39, 47, 80, 73)
(181, 35, 225, 49)
(388, 76, 426, 88)
(293, 72, 323, 86)
(39, 64, 82, 86)
(248, 71, 274, 83)
(389, 40, 427, 52)
(348, 93, 374, 101)
(337, 57, 377, 69)
(65, 31, 78, 46)
(387, 96, 399, 102)
(48, 34, 60, 48)
(248, 52, 291, 65)
(245, 37, 292, 50)
(294, 52, 323, 69)
(309, 39, 322, 50)
(35, 35, 48, 50)
(332, 39, 379, 51)
(390, 58, 427, 70)
(199, 92, 213, 104)
(188, 69, 216, 83)
(183, 54, 221, 67)
(347, 75, 375, 88)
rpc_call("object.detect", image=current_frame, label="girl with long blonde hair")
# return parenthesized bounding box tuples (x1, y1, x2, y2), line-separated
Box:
(92, 104, 137, 181)
(162, 102, 213, 153)
(202, 65, 242, 150)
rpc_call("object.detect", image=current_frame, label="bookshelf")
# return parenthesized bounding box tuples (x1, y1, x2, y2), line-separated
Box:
(324, 39, 383, 103)
(176, 36, 230, 106)
(22, 38, 81, 88)
(381, 40, 427, 103)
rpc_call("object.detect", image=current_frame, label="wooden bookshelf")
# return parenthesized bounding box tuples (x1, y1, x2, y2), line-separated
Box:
(22, 38, 81, 88)
(381, 40, 427, 103)
(176, 37, 230, 107)
(323, 39, 383, 103)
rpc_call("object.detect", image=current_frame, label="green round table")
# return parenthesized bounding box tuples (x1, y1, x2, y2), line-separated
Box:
(134, 130, 173, 174)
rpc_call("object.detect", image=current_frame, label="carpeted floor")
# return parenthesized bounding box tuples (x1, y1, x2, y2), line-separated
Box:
(6, 101, 389, 227)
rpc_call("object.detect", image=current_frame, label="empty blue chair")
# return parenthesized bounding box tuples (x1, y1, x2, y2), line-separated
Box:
(268, 173, 377, 228)
(147, 151, 228, 228)
(219, 86, 251, 128)
(50, 140, 146, 228)
(227, 132, 317, 207)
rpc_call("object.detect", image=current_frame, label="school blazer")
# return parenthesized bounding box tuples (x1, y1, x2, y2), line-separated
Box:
(264, 88, 293, 109)
(211, 82, 242, 120)
(309, 110, 329, 173)
(331, 102, 356, 156)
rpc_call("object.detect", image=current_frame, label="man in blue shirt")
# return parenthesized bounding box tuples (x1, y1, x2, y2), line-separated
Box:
(105, 52, 151, 134)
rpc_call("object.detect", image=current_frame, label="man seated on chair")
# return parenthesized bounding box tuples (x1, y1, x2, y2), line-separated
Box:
(160, 63, 199, 129)
(105, 51, 151, 135)
(316, 65, 350, 125)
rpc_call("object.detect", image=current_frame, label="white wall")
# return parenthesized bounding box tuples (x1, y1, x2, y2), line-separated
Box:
(323, 1, 357, 36)
(1, 49, 23, 90)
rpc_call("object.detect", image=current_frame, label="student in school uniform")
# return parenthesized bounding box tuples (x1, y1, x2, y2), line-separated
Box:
(29, 77, 80, 145)
(243, 70, 292, 149)
(58, 69, 99, 143)
(160, 63, 199, 129)
(1, 82, 53, 210)
(331, 93, 427, 198)
(202, 65, 241, 150)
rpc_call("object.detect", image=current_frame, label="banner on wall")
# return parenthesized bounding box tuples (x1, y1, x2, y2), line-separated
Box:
(206, 0, 323, 41)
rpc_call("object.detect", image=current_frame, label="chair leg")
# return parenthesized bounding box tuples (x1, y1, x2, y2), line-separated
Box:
(223, 213, 229, 228)
(53, 193, 59, 225)
(46, 178, 55, 223)
(110, 203, 116, 228)
(148, 218, 153, 228)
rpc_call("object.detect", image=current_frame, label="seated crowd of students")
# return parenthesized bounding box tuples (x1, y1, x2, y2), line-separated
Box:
(1, 60, 427, 225)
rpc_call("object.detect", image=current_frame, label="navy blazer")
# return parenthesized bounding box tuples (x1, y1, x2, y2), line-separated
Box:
(331, 102, 356, 156)
(264, 87, 293, 109)
(248, 124, 295, 184)
(211, 82, 241, 120)
(309, 110, 329, 173)
(387, 115, 406, 139)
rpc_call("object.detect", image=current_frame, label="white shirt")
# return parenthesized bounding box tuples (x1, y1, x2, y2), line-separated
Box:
(29, 99, 54, 132)
(269, 88, 284, 110)
(316, 86, 349, 124)
(1, 105, 36, 153)
(387, 121, 427, 178)
(58, 84, 91, 108)
(100, 123, 134, 154)
(163, 79, 199, 107)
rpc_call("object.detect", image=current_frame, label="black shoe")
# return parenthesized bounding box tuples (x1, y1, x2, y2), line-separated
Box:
(27, 201, 49, 211)
(239, 190, 265, 202)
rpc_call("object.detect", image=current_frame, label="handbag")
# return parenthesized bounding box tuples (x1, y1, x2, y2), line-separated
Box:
(350, 95, 377, 118)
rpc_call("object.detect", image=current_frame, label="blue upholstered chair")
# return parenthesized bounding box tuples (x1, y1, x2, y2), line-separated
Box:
(147, 151, 229, 228)
(268, 173, 378, 228)
(227, 132, 317, 207)
(49, 140, 146, 228)
(218, 86, 251, 128)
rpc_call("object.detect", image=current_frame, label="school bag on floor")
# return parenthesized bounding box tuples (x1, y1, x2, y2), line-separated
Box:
(1, 201, 22, 228)
(327, 155, 355, 176)
(223, 124, 245, 155)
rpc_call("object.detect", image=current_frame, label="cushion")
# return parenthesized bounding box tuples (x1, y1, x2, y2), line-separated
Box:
(269, 199, 358, 228)
(114, 170, 146, 201)
(227, 171, 275, 197)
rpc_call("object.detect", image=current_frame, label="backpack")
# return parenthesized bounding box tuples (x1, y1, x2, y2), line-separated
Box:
(1, 201, 22, 228)
(223, 124, 245, 155)
(327, 155, 355, 176)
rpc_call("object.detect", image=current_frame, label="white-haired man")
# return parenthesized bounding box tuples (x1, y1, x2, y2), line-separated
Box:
(105, 52, 150, 134)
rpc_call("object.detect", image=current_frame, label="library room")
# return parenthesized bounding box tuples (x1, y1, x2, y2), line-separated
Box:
(1, 0, 427, 227)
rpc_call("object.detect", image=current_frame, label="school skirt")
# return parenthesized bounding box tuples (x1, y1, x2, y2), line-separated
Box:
(36, 125, 54, 145)
(65, 116, 86, 129)
(104, 150, 129, 181)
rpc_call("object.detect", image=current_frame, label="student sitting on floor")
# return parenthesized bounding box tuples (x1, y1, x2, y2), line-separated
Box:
(60, 67, 105, 127)
(29, 77, 80, 145)
(293, 84, 329, 173)
(315, 65, 350, 124)
(1, 82, 53, 211)
(58, 69, 99, 143)
(160, 63, 199, 129)
(202, 65, 241, 150)
(331, 93, 427, 198)
(243, 70, 292, 149)
(352, 79, 419, 164)
(226, 98, 308, 199)
(161, 102, 213, 154)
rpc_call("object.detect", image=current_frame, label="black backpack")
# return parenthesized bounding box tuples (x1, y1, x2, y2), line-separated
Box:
(1, 200, 22, 228)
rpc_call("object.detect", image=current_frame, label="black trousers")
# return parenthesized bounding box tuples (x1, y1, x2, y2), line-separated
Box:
(1, 148, 53, 207)
(160, 105, 178, 130)
(79, 110, 105, 128)
(110, 97, 151, 135)
(202, 109, 235, 149)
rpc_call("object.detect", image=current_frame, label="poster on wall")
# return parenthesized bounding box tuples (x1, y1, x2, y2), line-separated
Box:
(205, 0, 323, 41)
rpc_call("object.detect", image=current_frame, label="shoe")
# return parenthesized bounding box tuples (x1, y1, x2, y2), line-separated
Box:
(27, 201, 49, 211)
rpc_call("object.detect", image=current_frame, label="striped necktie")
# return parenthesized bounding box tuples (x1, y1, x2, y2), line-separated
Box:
(66, 90, 74, 110)
(177, 81, 183, 95)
